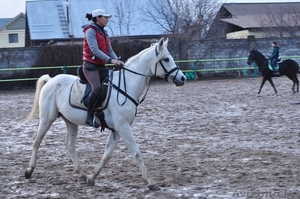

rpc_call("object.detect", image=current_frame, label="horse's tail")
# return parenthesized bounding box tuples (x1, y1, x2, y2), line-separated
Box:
(295, 60, 300, 73)
(24, 74, 51, 123)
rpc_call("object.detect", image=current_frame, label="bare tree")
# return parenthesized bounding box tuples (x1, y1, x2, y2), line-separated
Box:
(256, 3, 300, 37)
(108, 0, 137, 36)
(141, 0, 222, 41)
(141, 0, 179, 36)
(205, 4, 233, 39)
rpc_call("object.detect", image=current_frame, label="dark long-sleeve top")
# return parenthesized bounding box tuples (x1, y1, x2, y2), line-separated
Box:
(270, 46, 279, 59)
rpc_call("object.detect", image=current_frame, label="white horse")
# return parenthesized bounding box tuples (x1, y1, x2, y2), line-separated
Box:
(24, 38, 186, 191)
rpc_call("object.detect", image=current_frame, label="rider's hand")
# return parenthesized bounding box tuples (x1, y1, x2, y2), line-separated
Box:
(111, 59, 124, 70)
(111, 59, 124, 67)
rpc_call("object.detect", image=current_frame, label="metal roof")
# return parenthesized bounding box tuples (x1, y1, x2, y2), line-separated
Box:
(0, 18, 13, 29)
(223, 2, 300, 17)
(220, 14, 300, 29)
(221, 2, 300, 29)
(26, 0, 164, 40)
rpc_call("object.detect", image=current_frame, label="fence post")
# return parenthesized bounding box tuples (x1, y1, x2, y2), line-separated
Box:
(253, 61, 258, 77)
(193, 60, 199, 80)
(62, 66, 68, 74)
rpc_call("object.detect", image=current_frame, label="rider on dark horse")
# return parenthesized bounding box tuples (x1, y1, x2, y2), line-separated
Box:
(269, 41, 280, 75)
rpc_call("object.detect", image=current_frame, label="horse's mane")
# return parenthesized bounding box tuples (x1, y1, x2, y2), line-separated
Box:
(125, 42, 159, 67)
(251, 49, 266, 60)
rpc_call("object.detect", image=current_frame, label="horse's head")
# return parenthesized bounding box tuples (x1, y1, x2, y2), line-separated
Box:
(247, 49, 256, 65)
(247, 49, 266, 65)
(152, 38, 186, 86)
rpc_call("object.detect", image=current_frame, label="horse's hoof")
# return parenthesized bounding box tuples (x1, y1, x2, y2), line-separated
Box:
(80, 175, 94, 186)
(24, 169, 32, 179)
(86, 178, 95, 186)
(80, 175, 87, 183)
(148, 184, 161, 191)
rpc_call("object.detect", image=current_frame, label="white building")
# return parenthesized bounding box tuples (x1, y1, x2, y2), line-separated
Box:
(0, 13, 25, 48)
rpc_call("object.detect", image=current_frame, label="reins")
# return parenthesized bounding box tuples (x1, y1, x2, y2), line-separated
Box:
(108, 45, 180, 107)
(109, 68, 152, 107)
(108, 68, 152, 107)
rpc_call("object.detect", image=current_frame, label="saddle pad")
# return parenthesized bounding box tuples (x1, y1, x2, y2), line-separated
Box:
(69, 79, 88, 110)
(69, 79, 112, 110)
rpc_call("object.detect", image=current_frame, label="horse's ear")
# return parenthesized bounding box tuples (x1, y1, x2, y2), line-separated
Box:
(156, 37, 164, 54)
(164, 38, 169, 47)
(158, 37, 164, 48)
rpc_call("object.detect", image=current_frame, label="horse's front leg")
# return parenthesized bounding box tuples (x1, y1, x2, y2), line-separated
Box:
(267, 77, 278, 95)
(118, 125, 160, 191)
(257, 77, 267, 95)
(86, 131, 120, 186)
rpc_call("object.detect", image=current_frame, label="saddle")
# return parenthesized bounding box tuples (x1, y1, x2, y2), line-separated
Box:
(69, 66, 113, 131)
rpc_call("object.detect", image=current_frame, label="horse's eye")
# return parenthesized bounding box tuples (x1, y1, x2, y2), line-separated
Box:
(164, 57, 169, 62)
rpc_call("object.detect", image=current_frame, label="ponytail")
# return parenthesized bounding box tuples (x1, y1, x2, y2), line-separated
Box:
(85, 13, 93, 21)
(85, 13, 97, 22)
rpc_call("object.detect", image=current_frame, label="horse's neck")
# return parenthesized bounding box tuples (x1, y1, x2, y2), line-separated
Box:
(255, 52, 267, 66)
(123, 70, 151, 100)
(120, 48, 157, 100)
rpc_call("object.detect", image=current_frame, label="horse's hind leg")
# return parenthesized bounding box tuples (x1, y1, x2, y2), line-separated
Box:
(63, 120, 86, 179)
(292, 81, 298, 93)
(87, 131, 120, 186)
(25, 117, 56, 179)
(294, 76, 299, 93)
(286, 74, 299, 93)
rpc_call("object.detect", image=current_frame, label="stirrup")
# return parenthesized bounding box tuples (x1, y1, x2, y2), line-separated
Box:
(85, 115, 100, 128)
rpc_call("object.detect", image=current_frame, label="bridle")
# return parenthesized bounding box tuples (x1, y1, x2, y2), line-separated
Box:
(154, 46, 180, 82)
(109, 45, 181, 107)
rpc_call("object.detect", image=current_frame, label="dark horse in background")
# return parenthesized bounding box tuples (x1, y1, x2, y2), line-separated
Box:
(247, 49, 299, 95)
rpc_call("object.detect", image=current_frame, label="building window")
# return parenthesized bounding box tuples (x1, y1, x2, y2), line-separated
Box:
(9, 34, 18, 43)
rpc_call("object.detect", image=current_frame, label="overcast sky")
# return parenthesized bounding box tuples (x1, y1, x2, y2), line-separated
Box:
(1, 0, 300, 18)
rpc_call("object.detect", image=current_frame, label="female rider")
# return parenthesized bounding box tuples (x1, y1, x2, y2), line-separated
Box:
(82, 9, 124, 128)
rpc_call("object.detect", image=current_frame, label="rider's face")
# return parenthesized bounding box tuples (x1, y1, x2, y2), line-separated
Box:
(96, 16, 109, 27)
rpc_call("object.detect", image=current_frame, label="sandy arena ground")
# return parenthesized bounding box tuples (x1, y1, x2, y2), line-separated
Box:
(0, 76, 300, 199)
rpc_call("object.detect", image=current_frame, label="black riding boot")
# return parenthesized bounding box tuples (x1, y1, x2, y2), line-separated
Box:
(86, 92, 100, 128)
(273, 68, 280, 75)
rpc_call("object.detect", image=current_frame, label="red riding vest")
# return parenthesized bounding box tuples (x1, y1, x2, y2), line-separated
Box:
(82, 25, 110, 66)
